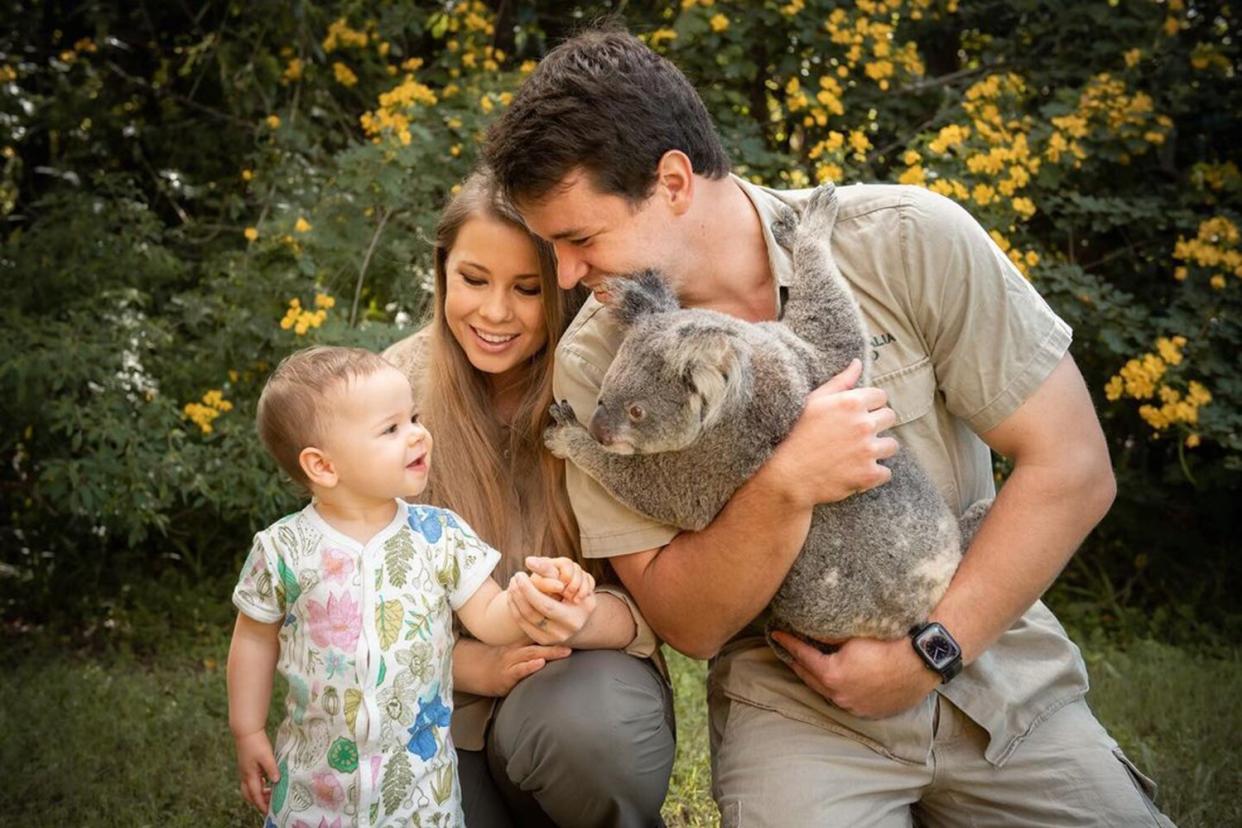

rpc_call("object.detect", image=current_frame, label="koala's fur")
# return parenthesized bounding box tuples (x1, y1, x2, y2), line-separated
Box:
(544, 184, 990, 657)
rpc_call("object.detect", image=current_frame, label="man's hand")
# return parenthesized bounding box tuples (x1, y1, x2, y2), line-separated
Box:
(760, 359, 899, 508)
(233, 729, 279, 814)
(770, 631, 940, 720)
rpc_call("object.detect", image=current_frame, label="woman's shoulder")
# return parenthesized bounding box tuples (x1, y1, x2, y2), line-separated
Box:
(382, 325, 433, 385)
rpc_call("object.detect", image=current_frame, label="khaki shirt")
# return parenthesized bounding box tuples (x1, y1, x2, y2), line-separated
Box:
(383, 330, 663, 751)
(552, 177, 1089, 766)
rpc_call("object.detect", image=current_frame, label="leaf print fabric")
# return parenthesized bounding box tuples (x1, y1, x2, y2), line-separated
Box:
(231, 500, 499, 827)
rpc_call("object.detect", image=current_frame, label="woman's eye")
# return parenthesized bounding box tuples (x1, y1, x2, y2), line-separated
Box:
(516, 285, 542, 297)
(462, 274, 486, 286)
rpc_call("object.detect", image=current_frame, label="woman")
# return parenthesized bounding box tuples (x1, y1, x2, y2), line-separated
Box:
(384, 169, 675, 827)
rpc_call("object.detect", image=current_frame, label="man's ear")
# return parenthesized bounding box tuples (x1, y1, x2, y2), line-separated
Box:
(299, 446, 338, 489)
(655, 150, 694, 217)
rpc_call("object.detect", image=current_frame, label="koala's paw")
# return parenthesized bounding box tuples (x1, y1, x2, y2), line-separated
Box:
(799, 183, 839, 239)
(770, 206, 799, 250)
(547, 399, 577, 426)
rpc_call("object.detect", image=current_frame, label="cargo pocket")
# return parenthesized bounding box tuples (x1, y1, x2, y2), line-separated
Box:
(1112, 746, 1168, 825)
(872, 357, 935, 426)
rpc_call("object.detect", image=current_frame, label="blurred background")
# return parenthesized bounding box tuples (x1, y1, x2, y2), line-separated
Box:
(1, 1, 1237, 825)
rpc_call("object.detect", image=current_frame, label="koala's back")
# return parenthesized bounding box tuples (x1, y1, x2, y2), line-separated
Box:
(770, 449, 961, 641)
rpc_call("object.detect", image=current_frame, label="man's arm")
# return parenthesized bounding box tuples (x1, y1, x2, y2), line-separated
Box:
(611, 360, 898, 659)
(773, 353, 1116, 718)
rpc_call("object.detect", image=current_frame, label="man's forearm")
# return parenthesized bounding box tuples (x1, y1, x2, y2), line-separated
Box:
(930, 456, 1116, 664)
(620, 466, 814, 659)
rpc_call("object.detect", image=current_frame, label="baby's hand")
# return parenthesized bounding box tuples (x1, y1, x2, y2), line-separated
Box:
(524, 556, 595, 604)
(234, 729, 280, 814)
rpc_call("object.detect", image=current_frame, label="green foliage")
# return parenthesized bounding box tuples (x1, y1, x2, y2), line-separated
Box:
(0, 0, 1238, 637)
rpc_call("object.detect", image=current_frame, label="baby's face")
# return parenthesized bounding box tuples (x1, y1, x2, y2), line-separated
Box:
(319, 366, 433, 501)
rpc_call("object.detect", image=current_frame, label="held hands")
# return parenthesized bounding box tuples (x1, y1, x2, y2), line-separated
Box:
(763, 359, 899, 507)
(506, 555, 597, 645)
(770, 631, 941, 720)
(233, 729, 280, 814)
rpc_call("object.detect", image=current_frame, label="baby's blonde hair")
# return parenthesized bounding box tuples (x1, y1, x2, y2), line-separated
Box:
(257, 345, 392, 488)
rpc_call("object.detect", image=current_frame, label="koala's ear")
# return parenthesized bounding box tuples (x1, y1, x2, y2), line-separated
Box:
(676, 329, 746, 426)
(607, 270, 681, 328)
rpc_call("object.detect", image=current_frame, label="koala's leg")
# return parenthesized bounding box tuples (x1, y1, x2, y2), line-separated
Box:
(780, 184, 871, 380)
(958, 498, 993, 548)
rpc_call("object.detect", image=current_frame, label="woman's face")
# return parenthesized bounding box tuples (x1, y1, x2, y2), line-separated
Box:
(443, 214, 550, 383)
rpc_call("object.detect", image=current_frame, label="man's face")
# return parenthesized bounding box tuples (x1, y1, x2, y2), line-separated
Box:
(519, 170, 681, 303)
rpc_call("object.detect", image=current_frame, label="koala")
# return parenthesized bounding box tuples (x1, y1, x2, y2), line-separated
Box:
(544, 184, 990, 659)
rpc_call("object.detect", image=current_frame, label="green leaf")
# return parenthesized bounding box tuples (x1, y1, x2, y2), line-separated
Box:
(344, 688, 363, 735)
(376, 598, 403, 650)
(381, 750, 413, 816)
(384, 531, 414, 588)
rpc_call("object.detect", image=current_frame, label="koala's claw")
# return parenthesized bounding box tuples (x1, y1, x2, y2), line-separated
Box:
(770, 206, 799, 250)
(547, 399, 576, 426)
(800, 183, 839, 235)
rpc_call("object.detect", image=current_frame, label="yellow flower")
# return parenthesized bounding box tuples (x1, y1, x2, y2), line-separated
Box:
(241, 169, 253, 182)
(244, 227, 259, 242)
(848, 130, 871, 156)
(480, 95, 494, 114)
(710, 14, 730, 32)
(402, 57, 424, 71)
(1012, 197, 1036, 219)
(1104, 376, 1123, 401)
(294, 217, 312, 234)
(898, 165, 926, 186)
(1210, 274, 1226, 290)
(1173, 266, 1188, 281)
(1185, 433, 1200, 448)
(971, 183, 996, 206)
(266, 114, 281, 129)
(1124, 49, 1141, 68)
(333, 62, 358, 87)
(283, 58, 303, 83)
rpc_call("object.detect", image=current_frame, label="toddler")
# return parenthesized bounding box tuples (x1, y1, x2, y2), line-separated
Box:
(228, 345, 593, 827)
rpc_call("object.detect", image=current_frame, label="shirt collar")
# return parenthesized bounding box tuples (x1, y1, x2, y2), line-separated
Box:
(730, 173, 796, 313)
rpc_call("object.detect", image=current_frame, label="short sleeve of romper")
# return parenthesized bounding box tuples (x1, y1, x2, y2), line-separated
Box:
(233, 532, 285, 624)
(405, 504, 501, 610)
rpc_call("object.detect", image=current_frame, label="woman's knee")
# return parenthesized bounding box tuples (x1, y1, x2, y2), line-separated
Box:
(490, 650, 675, 791)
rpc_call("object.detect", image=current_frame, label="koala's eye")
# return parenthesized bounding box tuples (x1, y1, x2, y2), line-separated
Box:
(627, 404, 646, 422)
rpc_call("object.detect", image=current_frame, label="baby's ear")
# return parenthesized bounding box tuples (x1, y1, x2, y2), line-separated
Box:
(299, 446, 337, 489)
(607, 270, 681, 328)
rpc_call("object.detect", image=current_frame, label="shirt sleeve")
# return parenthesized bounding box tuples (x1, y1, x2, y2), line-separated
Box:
(900, 189, 1072, 433)
(553, 302, 680, 559)
(435, 508, 502, 610)
(232, 532, 285, 624)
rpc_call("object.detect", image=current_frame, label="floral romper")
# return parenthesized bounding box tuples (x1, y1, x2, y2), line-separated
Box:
(233, 499, 499, 828)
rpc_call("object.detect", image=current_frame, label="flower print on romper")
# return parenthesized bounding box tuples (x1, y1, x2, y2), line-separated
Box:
(306, 591, 362, 651)
(310, 769, 346, 810)
(320, 547, 356, 584)
(406, 684, 452, 761)
(408, 505, 446, 543)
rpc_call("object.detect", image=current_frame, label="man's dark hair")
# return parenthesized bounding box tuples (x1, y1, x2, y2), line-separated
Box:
(484, 27, 731, 206)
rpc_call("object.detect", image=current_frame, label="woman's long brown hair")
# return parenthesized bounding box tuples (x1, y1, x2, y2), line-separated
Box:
(416, 168, 591, 581)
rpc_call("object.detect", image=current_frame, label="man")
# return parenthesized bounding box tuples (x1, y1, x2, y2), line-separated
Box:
(484, 27, 1171, 827)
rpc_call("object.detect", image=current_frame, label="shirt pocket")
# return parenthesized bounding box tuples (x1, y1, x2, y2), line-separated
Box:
(872, 357, 936, 426)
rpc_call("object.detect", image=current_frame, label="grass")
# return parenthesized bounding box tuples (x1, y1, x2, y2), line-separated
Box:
(1, 586, 1237, 826)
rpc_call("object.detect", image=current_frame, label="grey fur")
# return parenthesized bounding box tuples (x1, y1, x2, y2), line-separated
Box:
(544, 184, 990, 659)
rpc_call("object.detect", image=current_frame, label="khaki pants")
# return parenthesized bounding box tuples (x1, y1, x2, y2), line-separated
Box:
(459, 649, 675, 827)
(710, 692, 1173, 828)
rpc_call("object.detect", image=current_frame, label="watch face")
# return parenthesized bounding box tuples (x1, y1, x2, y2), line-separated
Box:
(918, 631, 958, 667)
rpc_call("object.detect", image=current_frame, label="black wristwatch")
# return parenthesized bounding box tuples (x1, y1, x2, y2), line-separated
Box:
(909, 621, 963, 684)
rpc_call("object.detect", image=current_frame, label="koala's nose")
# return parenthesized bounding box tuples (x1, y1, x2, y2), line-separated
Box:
(588, 405, 613, 445)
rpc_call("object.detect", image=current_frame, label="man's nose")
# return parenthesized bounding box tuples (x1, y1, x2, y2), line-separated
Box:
(556, 245, 588, 289)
